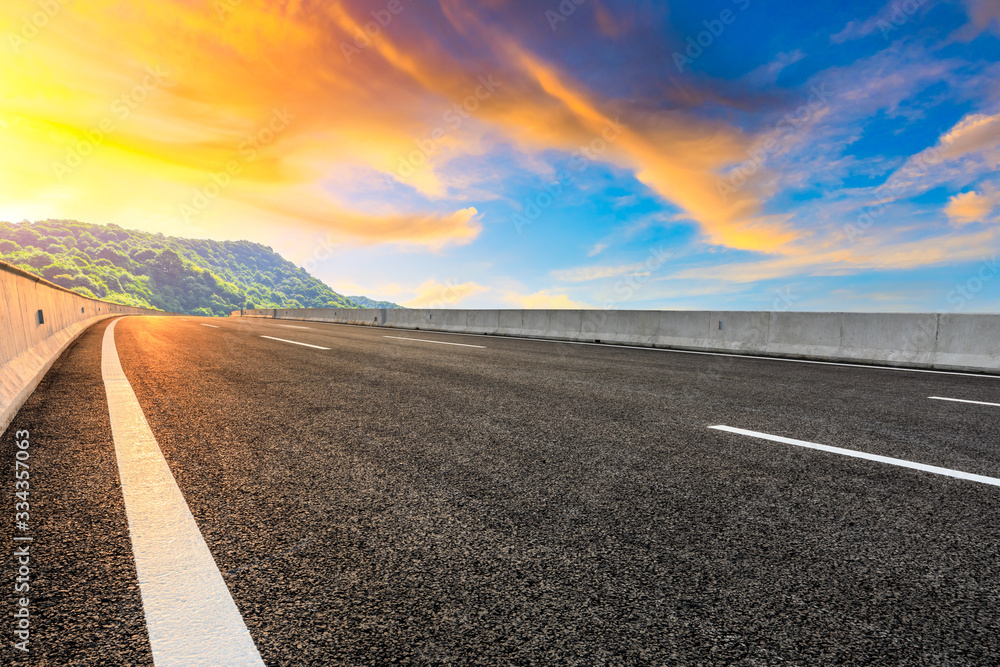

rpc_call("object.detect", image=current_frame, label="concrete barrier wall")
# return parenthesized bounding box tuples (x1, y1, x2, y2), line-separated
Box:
(935, 314, 1000, 371)
(1, 261, 167, 433)
(232, 307, 1000, 375)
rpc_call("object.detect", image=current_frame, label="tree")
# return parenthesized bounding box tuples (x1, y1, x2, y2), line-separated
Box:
(41, 264, 66, 281)
(0, 219, 384, 314)
(19, 250, 54, 269)
(151, 249, 184, 281)
(10, 227, 41, 247)
(95, 245, 132, 269)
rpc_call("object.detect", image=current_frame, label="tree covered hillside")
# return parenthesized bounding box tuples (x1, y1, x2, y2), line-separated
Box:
(0, 220, 365, 316)
(347, 295, 406, 309)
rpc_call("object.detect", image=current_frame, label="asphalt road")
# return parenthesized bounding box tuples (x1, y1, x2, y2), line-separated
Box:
(3, 314, 1000, 665)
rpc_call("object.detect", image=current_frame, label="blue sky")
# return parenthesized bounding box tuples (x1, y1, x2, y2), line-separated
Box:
(2, 0, 998, 310)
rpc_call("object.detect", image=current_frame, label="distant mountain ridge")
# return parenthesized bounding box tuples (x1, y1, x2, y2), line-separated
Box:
(346, 295, 406, 309)
(0, 220, 402, 316)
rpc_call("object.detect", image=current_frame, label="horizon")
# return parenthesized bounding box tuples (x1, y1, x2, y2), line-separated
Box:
(2, 0, 998, 311)
(0, 217, 994, 314)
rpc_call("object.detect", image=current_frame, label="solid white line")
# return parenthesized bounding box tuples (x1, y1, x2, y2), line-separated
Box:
(275, 324, 313, 330)
(709, 425, 1000, 488)
(200, 323, 219, 328)
(263, 319, 998, 380)
(383, 335, 486, 349)
(260, 335, 330, 350)
(929, 396, 1000, 407)
(101, 318, 265, 666)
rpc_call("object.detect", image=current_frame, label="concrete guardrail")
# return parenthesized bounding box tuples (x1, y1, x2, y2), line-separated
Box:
(1, 260, 167, 433)
(231, 307, 1000, 375)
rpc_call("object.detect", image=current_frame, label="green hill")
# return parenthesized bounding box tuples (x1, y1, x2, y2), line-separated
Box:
(0, 220, 399, 316)
(346, 295, 406, 309)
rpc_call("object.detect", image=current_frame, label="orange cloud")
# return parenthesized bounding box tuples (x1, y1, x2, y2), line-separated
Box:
(0, 0, 796, 254)
(945, 191, 996, 225)
(594, 3, 633, 38)
(667, 226, 1000, 284)
(938, 112, 1000, 160)
(957, 0, 1000, 39)
(505, 290, 590, 309)
(404, 279, 490, 308)
(474, 47, 796, 251)
(0, 0, 485, 248)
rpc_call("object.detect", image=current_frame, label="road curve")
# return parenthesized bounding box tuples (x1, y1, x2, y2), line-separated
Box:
(3, 315, 1000, 665)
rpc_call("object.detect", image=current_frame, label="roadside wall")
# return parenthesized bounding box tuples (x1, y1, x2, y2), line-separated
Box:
(1, 261, 167, 433)
(231, 307, 1000, 375)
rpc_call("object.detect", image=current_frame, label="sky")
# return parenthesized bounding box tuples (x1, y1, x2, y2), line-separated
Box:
(1, 0, 998, 311)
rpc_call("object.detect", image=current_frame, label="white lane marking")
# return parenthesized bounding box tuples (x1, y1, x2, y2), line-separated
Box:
(101, 318, 265, 666)
(200, 323, 220, 328)
(929, 396, 1000, 408)
(383, 335, 486, 349)
(270, 320, 998, 380)
(260, 335, 330, 350)
(709, 425, 1000, 488)
(180, 318, 189, 321)
(275, 324, 313, 330)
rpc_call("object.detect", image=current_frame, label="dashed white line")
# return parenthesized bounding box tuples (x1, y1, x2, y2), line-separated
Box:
(709, 425, 1000, 488)
(200, 323, 220, 328)
(260, 335, 330, 350)
(275, 324, 313, 330)
(262, 319, 999, 380)
(929, 396, 1000, 407)
(383, 335, 486, 349)
(101, 318, 265, 666)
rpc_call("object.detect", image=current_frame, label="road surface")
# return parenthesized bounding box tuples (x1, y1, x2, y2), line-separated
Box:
(3, 315, 999, 665)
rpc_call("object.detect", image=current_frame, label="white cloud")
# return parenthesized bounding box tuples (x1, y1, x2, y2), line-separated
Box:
(830, 0, 936, 44)
(587, 243, 608, 257)
(882, 110, 1000, 197)
(666, 225, 1000, 284)
(550, 263, 652, 283)
(744, 50, 806, 86)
